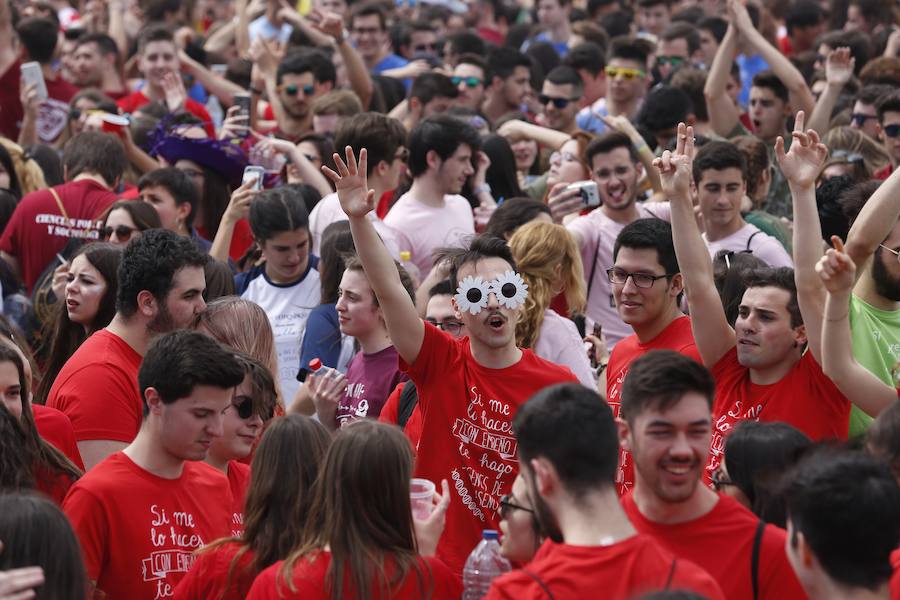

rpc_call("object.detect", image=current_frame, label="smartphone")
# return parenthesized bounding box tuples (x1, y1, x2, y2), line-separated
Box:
(233, 93, 251, 120)
(566, 180, 601, 207)
(593, 322, 603, 338)
(242, 165, 265, 191)
(20, 61, 48, 101)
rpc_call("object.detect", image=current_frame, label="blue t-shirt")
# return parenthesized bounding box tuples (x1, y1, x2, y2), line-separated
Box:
(296, 303, 356, 382)
(372, 53, 409, 74)
(736, 53, 770, 109)
(248, 15, 294, 44)
(522, 32, 569, 57)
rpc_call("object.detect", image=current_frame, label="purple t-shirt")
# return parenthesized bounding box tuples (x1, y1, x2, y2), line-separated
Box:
(335, 345, 407, 428)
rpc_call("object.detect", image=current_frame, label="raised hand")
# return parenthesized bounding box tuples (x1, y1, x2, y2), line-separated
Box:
(653, 122, 695, 202)
(161, 71, 187, 112)
(727, 0, 754, 35)
(312, 10, 345, 41)
(600, 114, 644, 145)
(775, 111, 828, 189)
(322, 146, 377, 218)
(815, 236, 856, 294)
(825, 47, 855, 87)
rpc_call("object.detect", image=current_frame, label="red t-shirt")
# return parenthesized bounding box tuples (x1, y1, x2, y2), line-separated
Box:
(708, 348, 850, 477)
(32, 403, 85, 470)
(621, 493, 807, 600)
(228, 460, 251, 537)
(378, 382, 424, 451)
(486, 536, 724, 600)
(117, 91, 215, 138)
(195, 219, 253, 262)
(605, 316, 700, 497)
(0, 179, 117, 293)
(47, 329, 143, 443)
(173, 541, 257, 600)
(62, 453, 232, 600)
(400, 323, 578, 574)
(0, 58, 77, 142)
(246, 551, 462, 599)
(890, 548, 900, 599)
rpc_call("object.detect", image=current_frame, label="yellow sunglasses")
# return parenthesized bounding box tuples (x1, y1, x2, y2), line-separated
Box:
(605, 66, 646, 80)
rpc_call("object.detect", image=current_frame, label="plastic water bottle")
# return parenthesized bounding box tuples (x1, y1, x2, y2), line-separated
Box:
(308, 358, 338, 380)
(463, 530, 511, 600)
(398, 250, 421, 288)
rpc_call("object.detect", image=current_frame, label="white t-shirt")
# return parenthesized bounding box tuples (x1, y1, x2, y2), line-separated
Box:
(238, 263, 321, 406)
(534, 309, 597, 390)
(566, 203, 672, 349)
(383, 192, 475, 276)
(309, 192, 408, 261)
(703, 222, 793, 268)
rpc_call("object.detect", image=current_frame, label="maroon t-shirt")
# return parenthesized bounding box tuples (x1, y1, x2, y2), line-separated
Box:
(0, 58, 77, 142)
(0, 179, 117, 293)
(334, 345, 407, 428)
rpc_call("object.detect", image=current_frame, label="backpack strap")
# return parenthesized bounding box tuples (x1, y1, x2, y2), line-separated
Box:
(397, 380, 418, 430)
(664, 558, 677, 589)
(751, 519, 766, 600)
(521, 567, 555, 600)
(745, 230, 762, 253)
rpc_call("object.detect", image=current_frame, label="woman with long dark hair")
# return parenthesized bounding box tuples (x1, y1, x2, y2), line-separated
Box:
(173, 415, 331, 600)
(247, 420, 458, 600)
(35, 243, 122, 407)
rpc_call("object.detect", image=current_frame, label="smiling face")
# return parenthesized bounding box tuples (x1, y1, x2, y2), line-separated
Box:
(697, 167, 746, 232)
(499, 473, 540, 563)
(735, 286, 804, 369)
(65, 254, 108, 328)
(72, 41, 107, 88)
(452, 257, 520, 352)
(539, 81, 578, 133)
(623, 392, 712, 504)
(336, 268, 383, 338)
(749, 86, 789, 142)
(453, 63, 487, 110)
(279, 71, 323, 120)
(261, 229, 311, 284)
(208, 375, 264, 464)
(350, 13, 387, 62)
(607, 58, 648, 105)
(138, 40, 180, 89)
(435, 143, 475, 195)
(612, 247, 681, 329)
(155, 384, 234, 461)
(590, 146, 641, 211)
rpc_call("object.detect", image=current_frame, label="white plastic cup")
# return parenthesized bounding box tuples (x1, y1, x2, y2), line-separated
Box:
(410, 478, 435, 520)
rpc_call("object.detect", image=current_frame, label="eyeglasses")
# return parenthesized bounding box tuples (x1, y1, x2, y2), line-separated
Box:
(549, 150, 579, 165)
(451, 76, 483, 88)
(414, 43, 438, 52)
(883, 124, 900, 138)
(232, 394, 274, 421)
(656, 55, 685, 67)
(605, 66, 645, 80)
(394, 148, 409, 163)
(280, 83, 315, 97)
(498, 494, 535, 518)
(538, 94, 578, 109)
(880, 244, 900, 262)
(102, 225, 138, 241)
(425, 317, 464, 335)
(352, 26, 382, 35)
(850, 113, 877, 127)
(711, 468, 735, 492)
(606, 267, 669, 288)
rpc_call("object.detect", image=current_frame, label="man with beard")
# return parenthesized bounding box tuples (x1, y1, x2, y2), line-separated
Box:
(325, 147, 577, 574)
(485, 382, 724, 600)
(48, 229, 208, 470)
(537, 66, 581, 136)
(835, 172, 900, 437)
(619, 351, 806, 600)
(549, 131, 672, 348)
(663, 120, 850, 476)
(383, 115, 480, 277)
(259, 51, 335, 141)
(71, 33, 128, 99)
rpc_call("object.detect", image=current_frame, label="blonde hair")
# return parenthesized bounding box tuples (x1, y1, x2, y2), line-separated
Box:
(194, 296, 284, 409)
(822, 126, 891, 177)
(508, 222, 586, 349)
(0, 138, 46, 195)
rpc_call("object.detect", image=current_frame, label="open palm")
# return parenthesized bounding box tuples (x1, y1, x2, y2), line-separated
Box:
(776, 111, 827, 189)
(322, 146, 376, 218)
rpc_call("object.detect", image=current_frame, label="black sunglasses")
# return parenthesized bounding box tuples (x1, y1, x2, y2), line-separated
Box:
(538, 94, 577, 109)
(850, 113, 877, 127)
(884, 124, 900, 138)
(232, 395, 273, 421)
(101, 225, 138, 241)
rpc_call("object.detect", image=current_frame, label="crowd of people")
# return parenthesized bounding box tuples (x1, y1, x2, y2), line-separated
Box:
(0, 0, 900, 596)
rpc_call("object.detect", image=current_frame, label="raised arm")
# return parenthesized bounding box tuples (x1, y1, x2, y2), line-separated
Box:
(843, 158, 900, 276)
(807, 48, 854, 136)
(703, 22, 741, 138)
(658, 123, 735, 367)
(816, 239, 895, 416)
(496, 120, 570, 152)
(729, 0, 815, 117)
(323, 147, 425, 365)
(314, 11, 374, 110)
(776, 111, 828, 363)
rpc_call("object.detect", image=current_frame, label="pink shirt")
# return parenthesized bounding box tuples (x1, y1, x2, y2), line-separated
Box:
(566, 203, 672, 348)
(383, 192, 475, 276)
(704, 222, 793, 268)
(534, 309, 597, 390)
(309, 192, 409, 261)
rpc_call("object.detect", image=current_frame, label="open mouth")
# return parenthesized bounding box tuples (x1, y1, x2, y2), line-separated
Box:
(485, 313, 506, 331)
(661, 463, 694, 476)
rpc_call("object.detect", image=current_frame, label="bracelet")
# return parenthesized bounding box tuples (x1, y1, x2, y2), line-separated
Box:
(825, 312, 849, 322)
(249, 86, 263, 95)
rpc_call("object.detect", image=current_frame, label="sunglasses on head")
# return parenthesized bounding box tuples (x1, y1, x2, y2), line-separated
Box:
(102, 225, 138, 241)
(280, 83, 315, 96)
(850, 113, 877, 127)
(451, 76, 482, 88)
(605, 66, 645, 80)
(538, 94, 577, 109)
(884, 124, 900, 138)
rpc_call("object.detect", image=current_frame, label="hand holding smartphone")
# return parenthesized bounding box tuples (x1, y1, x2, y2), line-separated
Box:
(20, 62, 48, 101)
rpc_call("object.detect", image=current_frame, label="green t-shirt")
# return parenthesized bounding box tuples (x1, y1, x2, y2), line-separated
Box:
(847, 294, 900, 437)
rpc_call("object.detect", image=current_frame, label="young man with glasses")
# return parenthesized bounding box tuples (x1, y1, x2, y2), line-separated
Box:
(349, 2, 408, 75)
(875, 91, 900, 179)
(486, 382, 724, 599)
(604, 219, 700, 497)
(259, 51, 335, 142)
(538, 66, 582, 135)
(849, 84, 892, 142)
(452, 54, 489, 111)
(656, 22, 701, 81)
(576, 39, 649, 134)
(618, 350, 803, 600)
